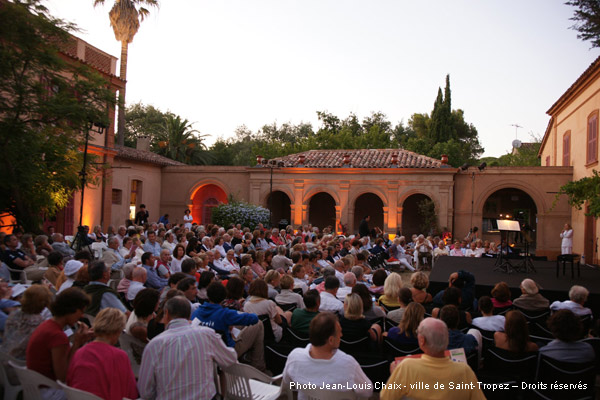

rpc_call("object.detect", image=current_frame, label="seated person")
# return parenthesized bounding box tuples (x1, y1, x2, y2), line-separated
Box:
(385, 302, 425, 345)
(351, 284, 385, 320)
(512, 278, 549, 311)
(319, 276, 344, 316)
(380, 318, 485, 400)
(432, 270, 475, 311)
(339, 293, 382, 343)
(291, 289, 320, 336)
(387, 287, 413, 324)
(439, 305, 481, 357)
(550, 285, 592, 316)
(494, 310, 538, 353)
(377, 272, 403, 310)
(491, 281, 512, 309)
(275, 275, 305, 309)
(410, 271, 433, 304)
(368, 269, 387, 295)
(192, 282, 266, 371)
(282, 312, 373, 398)
(221, 276, 245, 311)
(432, 287, 472, 328)
(472, 296, 505, 332)
(539, 309, 594, 363)
(243, 279, 291, 343)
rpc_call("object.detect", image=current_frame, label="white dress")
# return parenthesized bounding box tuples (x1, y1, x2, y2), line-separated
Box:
(183, 214, 193, 230)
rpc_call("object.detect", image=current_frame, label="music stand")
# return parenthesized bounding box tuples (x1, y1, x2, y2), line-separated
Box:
(514, 234, 536, 274)
(494, 220, 521, 274)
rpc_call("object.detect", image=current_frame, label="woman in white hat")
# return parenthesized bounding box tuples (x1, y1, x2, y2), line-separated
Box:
(57, 260, 84, 294)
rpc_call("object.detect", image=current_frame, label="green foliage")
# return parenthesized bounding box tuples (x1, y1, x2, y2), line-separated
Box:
(480, 135, 542, 167)
(417, 198, 439, 235)
(124, 102, 211, 165)
(0, 0, 115, 232)
(211, 200, 270, 230)
(399, 76, 483, 167)
(566, 0, 600, 48)
(556, 170, 600, 217)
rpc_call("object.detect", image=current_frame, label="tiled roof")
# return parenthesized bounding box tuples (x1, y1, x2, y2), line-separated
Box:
(271, 149, 443, 168)
(547, 55, 600, 115)
(114, 146, 185, 166)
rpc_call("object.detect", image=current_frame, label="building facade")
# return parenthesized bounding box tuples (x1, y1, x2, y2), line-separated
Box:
(540, 55, 600, 264)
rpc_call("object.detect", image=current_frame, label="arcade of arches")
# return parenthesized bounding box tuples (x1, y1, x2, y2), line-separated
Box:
(159, 163, 572, 259)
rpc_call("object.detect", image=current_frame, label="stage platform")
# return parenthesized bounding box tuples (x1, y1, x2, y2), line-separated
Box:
(428, 256, 600, 317)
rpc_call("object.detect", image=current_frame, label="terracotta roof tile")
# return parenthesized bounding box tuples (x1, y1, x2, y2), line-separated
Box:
(272, 149, 443, 168)
(114, 146, 185, 166)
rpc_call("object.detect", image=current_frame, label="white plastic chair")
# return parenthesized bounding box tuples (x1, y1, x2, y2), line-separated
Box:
(118, 332, 145, 378)
(5, 266, 31, 285)
(57, 380, 102, 400)
(8, 360, 60, 400)
(0, 354, 22, 400)
(90, 242, 107, 260)
(222, 362, 282, 400)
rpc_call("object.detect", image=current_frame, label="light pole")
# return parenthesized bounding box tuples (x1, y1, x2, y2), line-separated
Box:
(262, 158, 284, 228)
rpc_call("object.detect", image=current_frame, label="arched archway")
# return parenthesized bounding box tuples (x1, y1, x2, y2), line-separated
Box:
(308, 192, 336, 230)
(482, 188, 537, 246)
(191, 184, 227, 225)
(402, 194, 434, 237)
(266, 191, 291, 228)
(354, 193, 384, 235)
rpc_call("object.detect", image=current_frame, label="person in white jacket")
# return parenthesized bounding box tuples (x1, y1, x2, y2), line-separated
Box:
(560, 223, 573, 255)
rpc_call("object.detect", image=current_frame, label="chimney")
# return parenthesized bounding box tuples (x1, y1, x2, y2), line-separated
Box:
(391, 152, 399, 168)
(136, 136, 150, 152)
(256, 155, 264, 166)
(298, 154, 306, 166)
(441, 154, 449, 165)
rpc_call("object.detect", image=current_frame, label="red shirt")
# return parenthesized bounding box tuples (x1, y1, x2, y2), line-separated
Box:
(67, 341, 138, 400)
(26, 319, 69, 380)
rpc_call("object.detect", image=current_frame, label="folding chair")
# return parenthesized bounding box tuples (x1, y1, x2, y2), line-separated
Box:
(222, 362, 282, 400)
(8, 361, 60, 400)
(57, 381, 103, 400)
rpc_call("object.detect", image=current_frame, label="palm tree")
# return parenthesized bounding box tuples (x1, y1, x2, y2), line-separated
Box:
(156, 115, 211, 165)
(93, 0, 158, 146)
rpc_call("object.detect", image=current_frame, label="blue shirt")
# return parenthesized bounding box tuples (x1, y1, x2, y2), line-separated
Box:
(142, 265, 168, 290)
(143, 241, 162, 257)
(448, 329, 478, 354)
(191, 302, 258, 347)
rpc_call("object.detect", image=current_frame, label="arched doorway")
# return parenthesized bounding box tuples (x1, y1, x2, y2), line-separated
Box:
(482, 188, 537, 247)
(354, 193, 384, 235)
(191, 184, 227, 225)
(402, 194, 434, 237)
(308, 192, 336, 231)
(266, 191, 291, 228)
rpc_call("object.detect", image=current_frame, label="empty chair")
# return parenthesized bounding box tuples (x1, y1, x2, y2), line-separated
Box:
(222, 362, 282, 400)
(57, 381, 102, 400)
(0, 354, 22, 400)
(282, 326, 310, 348)
(382, 336, 422, 358)
(339, 336, 370, 355)
(265, 344, 294, 376)
(5, 266, 31, 285)
(8, 361, 60, 400)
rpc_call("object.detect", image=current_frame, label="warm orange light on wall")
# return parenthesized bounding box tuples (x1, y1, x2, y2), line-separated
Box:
(82, 201, 94, 227)
(388, 234, 396, 240)
(0, 213, 16, 234)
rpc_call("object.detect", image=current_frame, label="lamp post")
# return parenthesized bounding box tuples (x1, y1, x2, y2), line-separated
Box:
(72, 120, 107, 250)
(261, 158, 284, 228)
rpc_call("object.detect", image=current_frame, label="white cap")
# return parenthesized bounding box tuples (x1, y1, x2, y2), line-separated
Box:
(64, 259, 84, 276)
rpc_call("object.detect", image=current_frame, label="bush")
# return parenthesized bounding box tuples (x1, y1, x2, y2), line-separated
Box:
(211, 201, 270, 230)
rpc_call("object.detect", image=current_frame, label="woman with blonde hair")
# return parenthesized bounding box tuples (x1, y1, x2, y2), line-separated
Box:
(341, 293, 382, 343)
(377, 272, 403, 309)
(67, 308, 138, 400)
(385, 302, 426, 345)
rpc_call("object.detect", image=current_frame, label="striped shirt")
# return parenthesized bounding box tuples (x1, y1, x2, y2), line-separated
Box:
(138, 318, 237, 400)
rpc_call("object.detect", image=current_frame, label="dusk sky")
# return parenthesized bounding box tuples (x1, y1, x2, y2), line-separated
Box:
(46, 0, 599, 158)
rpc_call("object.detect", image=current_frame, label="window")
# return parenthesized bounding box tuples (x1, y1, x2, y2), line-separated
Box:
(588, 112, 598, 164)
(112, 189, 122, 205)
(545, 156, 551, 166)
(563, 131, 571, 166)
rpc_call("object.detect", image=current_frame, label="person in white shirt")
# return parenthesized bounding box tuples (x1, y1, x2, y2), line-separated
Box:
(214, 237, 227, 258)
(550, 285, 593, 316)
(127, 266, 147, 301)
(221, 249, 240, 273)
(560, 223, 573, 255)
(336, 272, 356, 301)
(464, 242, 480, 258)
(161, 232, 177, 254)
(282, 312, 372, 400)
(471, 296, 505, 332)
(333, 260, 346, 288)
(292, 264, 309, 294)
(319, 277, 344, 316)
(170, 244, 189, 274)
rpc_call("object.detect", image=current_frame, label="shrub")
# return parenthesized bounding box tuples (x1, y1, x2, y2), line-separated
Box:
(211, 200, 270, 230)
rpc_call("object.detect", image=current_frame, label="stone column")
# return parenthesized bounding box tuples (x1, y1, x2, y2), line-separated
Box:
(339, 181, 350, 233)
(293, 180, 304, 227)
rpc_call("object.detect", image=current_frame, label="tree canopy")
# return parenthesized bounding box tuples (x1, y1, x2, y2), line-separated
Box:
(556, 170, 600, 217)
(0, 0, 115, 232)
(566, 0, 600, 48)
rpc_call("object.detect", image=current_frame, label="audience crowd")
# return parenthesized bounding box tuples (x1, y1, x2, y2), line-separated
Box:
(0, 215, 597, 399)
